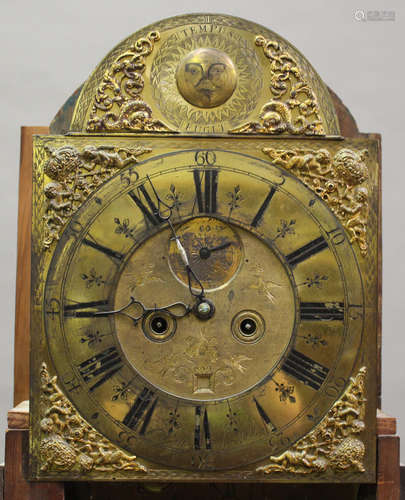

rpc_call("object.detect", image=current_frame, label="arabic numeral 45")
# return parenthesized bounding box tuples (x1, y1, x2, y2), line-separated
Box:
(324, 377, 347, 398)
(268, 432, 291, 450)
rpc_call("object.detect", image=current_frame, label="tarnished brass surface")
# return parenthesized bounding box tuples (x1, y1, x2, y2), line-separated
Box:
(70, 14, 339, 135)
(116, 223, 294, 401)
(86, 32, 174, 133)
(176, 48, 237, 108)
(168, 217, 243, 290)
(30, 135, 378, 482)
(257, 366, 367, 474)
(42, 144, 151, 248)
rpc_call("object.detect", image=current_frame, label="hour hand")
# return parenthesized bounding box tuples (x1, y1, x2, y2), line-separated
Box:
(93, 297, 191, 324)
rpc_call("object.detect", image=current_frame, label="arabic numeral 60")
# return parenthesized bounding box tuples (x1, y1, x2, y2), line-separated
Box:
(195, 151, 216, 166)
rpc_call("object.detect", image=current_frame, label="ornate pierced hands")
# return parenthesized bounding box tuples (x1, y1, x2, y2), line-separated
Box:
(145, 175, 207, 303)
(94, 296, 191, 325)
(143, 175, 213, 319)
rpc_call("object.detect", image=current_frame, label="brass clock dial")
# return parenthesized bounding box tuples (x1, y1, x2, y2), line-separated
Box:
(44, 149, 364, 472)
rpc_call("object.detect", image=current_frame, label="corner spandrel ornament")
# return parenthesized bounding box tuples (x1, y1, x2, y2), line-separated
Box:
(262, 146, 369, 255)
(39, 363, 147, 474)
(257, 367, 367, 475)
(42, 144, 151, 249)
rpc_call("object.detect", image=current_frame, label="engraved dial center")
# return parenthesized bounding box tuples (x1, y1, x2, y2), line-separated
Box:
(114, 220, 295, 401)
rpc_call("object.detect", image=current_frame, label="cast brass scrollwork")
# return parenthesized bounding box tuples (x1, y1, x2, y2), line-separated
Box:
(263, 147, 369, 255)
(86, 32, 174, 133)
(39, 363, 147, 474)
(230, 36, 324, 135)
(257, 367, 367, 474)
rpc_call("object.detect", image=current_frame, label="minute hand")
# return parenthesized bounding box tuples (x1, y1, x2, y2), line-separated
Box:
(167, 219, 205, 300)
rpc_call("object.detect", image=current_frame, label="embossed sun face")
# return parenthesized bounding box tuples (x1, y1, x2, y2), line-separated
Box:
(176, 48, 237, 108)
(44, 148, 364, 471)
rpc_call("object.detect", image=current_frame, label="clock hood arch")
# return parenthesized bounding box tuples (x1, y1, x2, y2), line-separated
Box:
(61, 14, 339, 136)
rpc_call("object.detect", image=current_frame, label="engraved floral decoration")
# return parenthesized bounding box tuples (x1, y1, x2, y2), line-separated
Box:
(274, 219, 296, 240)
(226, 403, 239, 432)
(273, 381, 296, 404)
(80, 330, 108, 346)
(81, 268, 105, 288)
(111, 381, 132, 402)
(227, 185, 244, 219)
(86, 32, 174, 133)
(257, 367, 367, 474)
(151, 328, 252, 389)
(166, 184, 183, 218)
(114, 217, 137, 240)
(42, 144, 151, 249)
(299, 273, 328, 289)
(230, 36, 324, 135)
(263, 147, 369, 255)
(127, 263, 165, 293)
(248, 263, 284, 304)
(298, 333, 328, 349)
(38, 363, 146, 474)
(168, 407, 181, 435)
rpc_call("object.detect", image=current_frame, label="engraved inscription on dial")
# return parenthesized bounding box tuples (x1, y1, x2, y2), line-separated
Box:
(115, 222, 295, 401)
(168, 217, 243, 291)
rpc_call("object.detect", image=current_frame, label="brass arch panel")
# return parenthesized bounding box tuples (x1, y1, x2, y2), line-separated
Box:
(70, 14, 340, 136)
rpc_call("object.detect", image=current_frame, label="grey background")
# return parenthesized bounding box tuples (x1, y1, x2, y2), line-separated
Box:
(1, 0, 403, 462)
